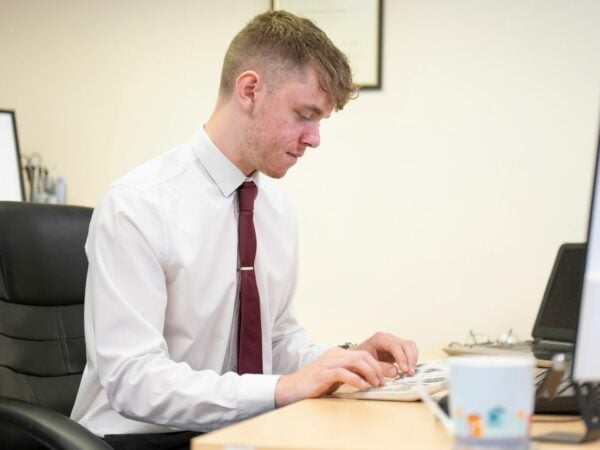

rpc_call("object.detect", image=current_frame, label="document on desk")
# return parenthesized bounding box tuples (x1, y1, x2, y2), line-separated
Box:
(332, 361, 449, 401)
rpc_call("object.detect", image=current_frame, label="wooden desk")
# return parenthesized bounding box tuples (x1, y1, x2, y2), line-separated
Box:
(192, 396, 592, 450)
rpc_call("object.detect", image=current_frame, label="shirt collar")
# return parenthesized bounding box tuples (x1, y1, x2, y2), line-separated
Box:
(191, 127, 260, 197)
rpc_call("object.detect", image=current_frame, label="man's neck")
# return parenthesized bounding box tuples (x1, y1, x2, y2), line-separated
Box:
(204, 106, 253, 176)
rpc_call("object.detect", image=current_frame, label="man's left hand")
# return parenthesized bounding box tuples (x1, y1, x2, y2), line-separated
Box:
(354, 332, 418, 376)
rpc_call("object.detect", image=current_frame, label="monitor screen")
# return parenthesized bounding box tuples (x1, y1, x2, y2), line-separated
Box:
(531, 243, 585, 343)
(574, 125, 600, 382)
(0, 110, 25, 201)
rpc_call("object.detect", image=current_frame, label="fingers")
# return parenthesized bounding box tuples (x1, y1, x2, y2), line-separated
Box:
(379, 361, 399, 378)
(340, 349, 386, 387)
(363, 332, 419, 376)
(328, 367, 372, 391)
(325, 348, 386, 387)
(393, 339, 418, 375)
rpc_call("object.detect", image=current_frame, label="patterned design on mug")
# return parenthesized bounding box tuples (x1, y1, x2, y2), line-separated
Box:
(455, 408, 535, 439)
(467, 414, 482, 437)
(487, 406, 506, 427)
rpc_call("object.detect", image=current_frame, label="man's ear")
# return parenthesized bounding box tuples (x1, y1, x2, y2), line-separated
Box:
(235, 70, 262, 113)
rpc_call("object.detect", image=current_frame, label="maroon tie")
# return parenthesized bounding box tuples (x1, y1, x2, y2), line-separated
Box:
(237, 181, 263, 374)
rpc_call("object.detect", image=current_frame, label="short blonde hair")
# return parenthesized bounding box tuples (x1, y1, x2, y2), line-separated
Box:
(219, 10, 357, 111)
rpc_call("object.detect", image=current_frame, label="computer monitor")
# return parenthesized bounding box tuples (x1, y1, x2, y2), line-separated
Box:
(573, 124, 600, 383)
(0, 110, 25, 201)
(531, 243, 585, 344)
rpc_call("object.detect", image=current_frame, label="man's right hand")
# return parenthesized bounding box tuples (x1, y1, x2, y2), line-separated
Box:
(274, 347, 398, 408)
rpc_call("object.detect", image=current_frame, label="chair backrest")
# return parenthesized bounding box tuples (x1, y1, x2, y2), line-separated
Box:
(0, 201, 92, 448)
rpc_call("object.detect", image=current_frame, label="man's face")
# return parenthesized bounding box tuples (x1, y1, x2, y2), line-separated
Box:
(243, 67, 334, 178)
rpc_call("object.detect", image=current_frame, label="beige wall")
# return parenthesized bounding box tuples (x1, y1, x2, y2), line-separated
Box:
(1, 0, 600, 350)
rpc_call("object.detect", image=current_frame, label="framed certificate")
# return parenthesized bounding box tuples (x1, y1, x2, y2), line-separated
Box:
(0, 110, 25, 201)
(272, 0, 383, 89)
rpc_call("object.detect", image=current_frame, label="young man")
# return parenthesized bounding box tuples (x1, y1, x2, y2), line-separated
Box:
(71, 10, 418, 449)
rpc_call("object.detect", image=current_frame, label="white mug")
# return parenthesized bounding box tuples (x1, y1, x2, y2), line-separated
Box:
(449, 355, 535, 448)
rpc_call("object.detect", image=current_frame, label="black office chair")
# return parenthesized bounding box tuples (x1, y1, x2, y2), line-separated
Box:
(0, 201, 110, 449)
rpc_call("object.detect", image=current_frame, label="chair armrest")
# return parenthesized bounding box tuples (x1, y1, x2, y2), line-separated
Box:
(0, 397, 111, 450)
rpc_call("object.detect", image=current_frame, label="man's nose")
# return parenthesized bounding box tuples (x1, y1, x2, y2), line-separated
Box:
(302, 125, 320, 148)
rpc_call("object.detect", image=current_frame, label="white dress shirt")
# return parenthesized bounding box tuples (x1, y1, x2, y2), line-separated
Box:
(70, 129, 330, 437)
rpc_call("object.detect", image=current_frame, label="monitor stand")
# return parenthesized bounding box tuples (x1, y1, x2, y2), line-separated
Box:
(534, 382, 600, 443)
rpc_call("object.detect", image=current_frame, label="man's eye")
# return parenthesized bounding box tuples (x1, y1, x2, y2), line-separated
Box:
(297, 112, 312, 121)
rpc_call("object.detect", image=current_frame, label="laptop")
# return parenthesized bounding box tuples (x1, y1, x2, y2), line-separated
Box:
(443, 243, 585, 367)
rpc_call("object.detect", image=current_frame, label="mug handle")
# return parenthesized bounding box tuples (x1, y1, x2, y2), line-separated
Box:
(417, 375, 454, 435)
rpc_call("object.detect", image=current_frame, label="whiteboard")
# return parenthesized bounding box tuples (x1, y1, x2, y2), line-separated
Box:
(0, 110, 24, 201)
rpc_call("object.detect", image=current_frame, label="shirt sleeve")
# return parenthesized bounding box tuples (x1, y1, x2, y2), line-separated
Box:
(269, 215, 332, 374)
(85, 185, 279, 432)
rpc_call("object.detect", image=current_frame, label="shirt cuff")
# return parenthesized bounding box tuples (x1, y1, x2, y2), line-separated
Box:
(237, 374, 281, 415)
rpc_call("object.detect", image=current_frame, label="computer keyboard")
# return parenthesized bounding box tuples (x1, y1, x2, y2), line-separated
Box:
(333, 361, 449, 401)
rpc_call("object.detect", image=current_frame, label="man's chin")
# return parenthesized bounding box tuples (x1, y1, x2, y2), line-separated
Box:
(261, 165, 291, 179)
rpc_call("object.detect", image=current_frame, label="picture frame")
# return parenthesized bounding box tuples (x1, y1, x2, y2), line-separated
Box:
(0, 110, 25, 201)
(271, 0, 383, 89)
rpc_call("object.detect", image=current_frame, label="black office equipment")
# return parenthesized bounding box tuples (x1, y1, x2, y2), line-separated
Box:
(532, 243, 585, 346)
(0, 202, 110, 449)
(444, 243, 585, 366)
